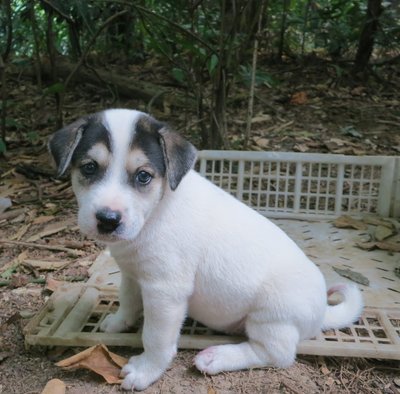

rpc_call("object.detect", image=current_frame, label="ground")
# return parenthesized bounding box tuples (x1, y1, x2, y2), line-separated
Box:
(0, 59, 399, 393)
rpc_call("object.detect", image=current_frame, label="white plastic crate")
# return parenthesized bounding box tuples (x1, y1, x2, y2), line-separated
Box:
(24, 151, 400, 360)
(197, 151, 400, 219)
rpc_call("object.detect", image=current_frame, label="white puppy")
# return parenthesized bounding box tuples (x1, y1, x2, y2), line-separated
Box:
(49, 109, 363, 391)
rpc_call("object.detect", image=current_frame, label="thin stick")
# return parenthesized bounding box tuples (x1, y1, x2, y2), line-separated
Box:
(57, 10, 128, 123)
(243, 1, 266, 148)
(0, 239, 85, 256)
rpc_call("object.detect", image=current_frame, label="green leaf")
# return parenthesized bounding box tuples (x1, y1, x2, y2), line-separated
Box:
(27, 131, 39, 143)
(208, 54, 218, 76)
(44, 82, 65, 95)
(171, 67, 185, 84)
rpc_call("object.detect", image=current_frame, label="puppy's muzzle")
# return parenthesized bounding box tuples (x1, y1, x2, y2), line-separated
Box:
(96, 208, 122, 234)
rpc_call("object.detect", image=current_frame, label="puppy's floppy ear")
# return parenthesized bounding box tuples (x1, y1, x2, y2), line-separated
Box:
(158, 127, 197, 191)
(48, 117, 87, 177)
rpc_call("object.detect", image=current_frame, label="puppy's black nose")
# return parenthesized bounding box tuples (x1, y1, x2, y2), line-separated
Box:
(96, 208, 122, 233)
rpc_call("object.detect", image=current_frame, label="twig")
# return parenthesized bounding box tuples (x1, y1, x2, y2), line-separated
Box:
(0, 277, 46, 287)
(0, 275, 87, 287)
(0, 208, 26, 221)
(0, 55, 7, 143)
(280, 379, 303, 394)
(243, 1, 266, 149)
(57, 10, 129, 123)
(0, 239, 85, 256)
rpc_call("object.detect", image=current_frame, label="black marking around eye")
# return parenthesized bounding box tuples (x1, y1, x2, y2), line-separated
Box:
(131, 115, 166, 176)
(71, 116, 111, 167)
(78, 161, 106, 185)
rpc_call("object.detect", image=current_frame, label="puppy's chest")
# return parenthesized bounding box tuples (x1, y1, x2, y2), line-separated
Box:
(109, 244, 167, 278)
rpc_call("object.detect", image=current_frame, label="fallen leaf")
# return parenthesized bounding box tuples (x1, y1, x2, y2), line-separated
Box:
(10, 223, 31, 241)
(374, 225, 396, 241)
(208, 387, 217, 394)
(356, 241, 400, 253)
(290, 91, 308, 105)
(41, 378, 66, 394)
(293, 143, 309, 152)
(363, 216, 396, 229)
(320, 365, 330, 375)
(325, 376, 335, 386)
(340, 125, 363, 138)
(253, 137, 270, 149)
(27, 221, 69, 242)
(332, 267, 370, 286)
(32, 215, 55, 225)
(333, 215, 368, 231)
(351, 86, 365, 96)
(56, 344, 128, 384)
(45, 276, 67, 293)
(0, 251, 28, 279)
(24, 259, 69, 271)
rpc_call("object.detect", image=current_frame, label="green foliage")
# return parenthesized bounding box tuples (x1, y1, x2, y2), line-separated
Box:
(43, 82, 65, 95)
(239, 65, 280, 88)
(4, 0, 399, 65)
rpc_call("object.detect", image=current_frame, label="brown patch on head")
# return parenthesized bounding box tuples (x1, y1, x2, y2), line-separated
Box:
(131, 115, 166, 176)
(86, 143, 111, 167)
(126, 148, 155, 175)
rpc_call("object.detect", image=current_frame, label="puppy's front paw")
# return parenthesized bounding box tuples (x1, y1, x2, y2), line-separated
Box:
(100, 312, 132, 333)
(120, 356, 163, 391)
(194, 346, 224, 375)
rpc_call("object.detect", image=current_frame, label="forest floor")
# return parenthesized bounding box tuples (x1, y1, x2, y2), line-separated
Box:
(0, 58, 399, 393)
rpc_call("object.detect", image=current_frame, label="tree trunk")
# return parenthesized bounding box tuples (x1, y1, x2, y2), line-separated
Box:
(277, 0, 290, 61)
(353, 0, 383, 74)
(1, 0, 12, 62)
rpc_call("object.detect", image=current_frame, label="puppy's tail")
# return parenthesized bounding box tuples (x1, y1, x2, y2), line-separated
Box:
(322, 283, 363, 330)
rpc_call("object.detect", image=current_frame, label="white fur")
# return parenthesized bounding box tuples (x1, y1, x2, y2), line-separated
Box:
(69, 109, 363, 391)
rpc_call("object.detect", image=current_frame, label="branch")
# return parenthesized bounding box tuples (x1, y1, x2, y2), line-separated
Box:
(244, 1, 266, 149)
(57, 10, 128, 123)
(101, 0, 216, 54)
(0, 239, 85, 257)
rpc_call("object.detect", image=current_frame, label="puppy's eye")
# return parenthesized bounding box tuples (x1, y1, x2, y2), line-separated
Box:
(136, 170, 152, 185)
(80, 161, 98, 176)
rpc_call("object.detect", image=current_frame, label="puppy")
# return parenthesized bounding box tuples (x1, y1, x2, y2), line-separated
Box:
(49, 109, 363, 391)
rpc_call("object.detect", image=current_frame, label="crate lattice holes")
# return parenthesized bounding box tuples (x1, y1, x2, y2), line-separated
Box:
(24, 151, 400, 360)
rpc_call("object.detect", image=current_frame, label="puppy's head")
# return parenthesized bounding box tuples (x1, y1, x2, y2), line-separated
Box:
(49, 109, 197, 243)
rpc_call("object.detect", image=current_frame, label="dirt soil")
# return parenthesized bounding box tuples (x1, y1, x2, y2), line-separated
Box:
(1, 59, 399, 393)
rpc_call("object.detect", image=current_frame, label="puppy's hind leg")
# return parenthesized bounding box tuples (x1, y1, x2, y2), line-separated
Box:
(194, 317, 300, 375)
(100, 273, 142, 333)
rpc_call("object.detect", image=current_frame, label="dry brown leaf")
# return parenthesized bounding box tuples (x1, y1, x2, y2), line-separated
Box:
(362, 216, 396, 229)
(253, 137, 270, 149)
(320, 365, 330, 375)
(45, 276, 66, 292)
(27, 221, 70, 242)
(290, 91, 308, 105)
(208, 387, 217, 394)
(41, 378, 66, 394)
(293, 143, 309, 152)
(56, 344, 128, 384)
(10, 223, 31, 241)
(356, 241, 400, 253)
(333, 215, 368, 231)
(374, 225, 396, 241)
(0, 251, 28, 278)
(24, 259, 69, 271)
(332, 266, 369, 286)
(32, 215, 55, 225)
